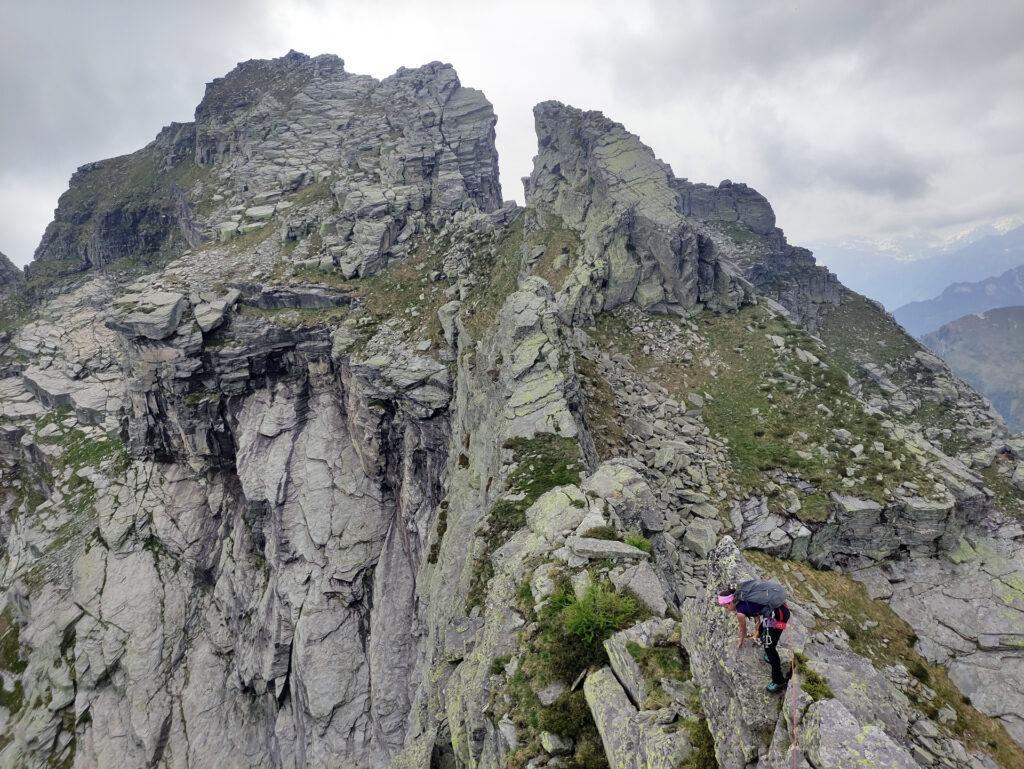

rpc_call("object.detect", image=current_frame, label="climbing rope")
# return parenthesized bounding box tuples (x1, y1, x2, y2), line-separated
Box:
(788, 649, 800, 769)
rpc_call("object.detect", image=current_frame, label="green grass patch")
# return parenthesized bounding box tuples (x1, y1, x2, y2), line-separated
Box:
(679, 712, 719, 769)
(463, 211, 525, 340)
(592, 304, 933, 511)
(527, 212, 582, 291)
(500, 573, 650, 769)
(466, 434, 583, 610)
(236, 303, 350, 330)
(576, 356, 627, 459)
(980, 465, 1024, 520)
(624, 531, 653, 554)
(427, 503, 448, 565)
(625, 639, 690, 684)
(819, 289, 919, 371)
(582, 526, 619, 541)
(339, 235, 449, 346)
(0, 609, 26, 717)
(716, 220, 760, 246)
(564, 584, 646, 645)
(793, 651, 834, 701)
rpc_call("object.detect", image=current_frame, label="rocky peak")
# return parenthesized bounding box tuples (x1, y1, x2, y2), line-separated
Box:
(526, 100, 750, 314)
(0, 250, 21, 291)
(30, 52, 501, 281)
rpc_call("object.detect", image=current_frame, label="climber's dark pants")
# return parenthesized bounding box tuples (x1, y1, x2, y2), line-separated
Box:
(759, 624, 786, 685)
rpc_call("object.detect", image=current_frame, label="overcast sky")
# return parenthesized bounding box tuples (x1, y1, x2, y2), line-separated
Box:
(2, 0, 1022, 267)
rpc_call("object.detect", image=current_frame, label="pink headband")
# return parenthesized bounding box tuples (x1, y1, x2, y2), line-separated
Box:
(717, 594, 734, 605)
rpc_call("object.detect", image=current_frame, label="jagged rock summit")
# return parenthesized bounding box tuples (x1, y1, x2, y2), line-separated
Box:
(0, 51, 1022, 769)
(0, 252, 20, 288)
(31, 51, 501, 280)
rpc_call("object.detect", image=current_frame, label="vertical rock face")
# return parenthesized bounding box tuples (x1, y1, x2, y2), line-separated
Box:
(1, 52, 1023, 769)
(674, 178, 776, 235)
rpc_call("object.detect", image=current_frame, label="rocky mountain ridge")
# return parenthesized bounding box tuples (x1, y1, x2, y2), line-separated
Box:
(924, 306, 1024, 433)
(0, 52, 1021, 769)
(895, 263, 1024, 337)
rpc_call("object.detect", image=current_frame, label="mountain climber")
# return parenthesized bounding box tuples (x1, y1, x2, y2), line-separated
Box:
(718, 580, 791, 693)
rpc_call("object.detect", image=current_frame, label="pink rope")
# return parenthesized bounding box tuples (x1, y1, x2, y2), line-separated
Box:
(789, 650, 800, 769)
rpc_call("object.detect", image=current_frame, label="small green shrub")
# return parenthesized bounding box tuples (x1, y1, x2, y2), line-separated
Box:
(564, 585, 644, 644)
(537, 690, 591, 735)
(794, 652, 834, 701)
(426, 505, 448, 564)
(582, 526, 619, 541)
(624, 531, 653, 554)
(909, 660, 931, 684)
(625, 640, 690, 683)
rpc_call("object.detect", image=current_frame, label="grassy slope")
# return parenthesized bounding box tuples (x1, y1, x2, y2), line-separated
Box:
(820, 290, 1024, 518)
(593, 303, 936, 522)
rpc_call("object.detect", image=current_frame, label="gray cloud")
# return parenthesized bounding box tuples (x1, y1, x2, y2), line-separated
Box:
(757, 130, 937, 200)
(571, 0, 1024, 251)
(1, 0, 1022, 266)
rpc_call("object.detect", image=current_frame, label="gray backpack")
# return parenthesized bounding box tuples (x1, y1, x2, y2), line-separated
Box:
(736, 579, 787, 616)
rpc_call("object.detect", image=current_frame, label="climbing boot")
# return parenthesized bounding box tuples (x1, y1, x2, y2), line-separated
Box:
(766, 682, 786, 694)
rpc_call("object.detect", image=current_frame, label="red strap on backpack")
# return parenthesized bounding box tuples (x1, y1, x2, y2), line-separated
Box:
(771, 606, 788, 630)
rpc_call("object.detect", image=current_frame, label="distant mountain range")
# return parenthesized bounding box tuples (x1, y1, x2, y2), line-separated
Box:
(814, 225, 1024, 310)
(894, 264, 1024, 337)
(923, 306, 1024, 433)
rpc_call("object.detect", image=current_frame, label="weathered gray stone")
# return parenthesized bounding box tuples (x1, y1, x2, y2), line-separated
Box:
(802, 699, 921, 769)
(527, 486, 589, 542)
(2, 45, 1019, 769)
(106, 290, 187, 340)
(540, 731, 574, 755)
(681, 518, 718, 557)
(610, 561, 668, 616)
(525, 101, 750, 318)
(567, 536, 648, 561)
(584, 667, 692, 769)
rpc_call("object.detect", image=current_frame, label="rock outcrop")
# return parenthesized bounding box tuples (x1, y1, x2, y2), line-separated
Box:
(0, 51, 1021, 769)
(30, 51, 501, 281)
(0, 251, 20, 292)
(525, 101, 751, 318)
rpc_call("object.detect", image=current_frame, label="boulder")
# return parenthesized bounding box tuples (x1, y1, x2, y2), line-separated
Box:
(610, 561, 668, 616)
(540, 732, 573, 755)
(681, 518, 718, 557)
(567, 536, 648, 561)
(526, 486, 589, 542)
(802, 699, 921, 769)
(584, 667, 692, 769)
(107, 290, 187, 340)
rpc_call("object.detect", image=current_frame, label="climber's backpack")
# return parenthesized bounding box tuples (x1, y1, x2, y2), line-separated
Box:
(735, 579, 787, 616)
